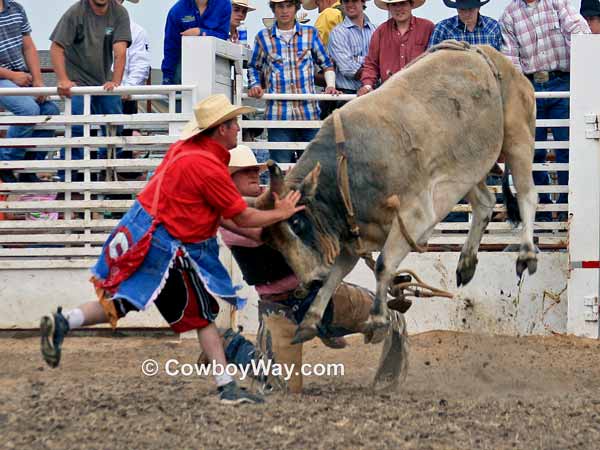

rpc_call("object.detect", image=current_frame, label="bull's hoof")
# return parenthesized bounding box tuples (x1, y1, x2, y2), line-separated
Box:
(291, 325, 318, 345)
(456, 254, 478, 287)
(516, 252, 538, 279)
(363, 316, 390, 345)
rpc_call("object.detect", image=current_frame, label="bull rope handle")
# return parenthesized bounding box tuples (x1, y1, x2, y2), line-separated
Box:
(361, 253, 454, 300)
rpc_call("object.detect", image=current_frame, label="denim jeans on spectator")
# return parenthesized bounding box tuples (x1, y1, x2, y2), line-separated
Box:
(59, 95, 123, 180)
(531, 74, 570, 220)
(268, 128, 318, 163)
(0, 79, 60, 164)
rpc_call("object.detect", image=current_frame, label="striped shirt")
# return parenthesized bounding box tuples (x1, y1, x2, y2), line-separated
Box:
(0, 0, 31, 72)
(328, 15, 375, 91)
(428, 15, 502, 50)
(248, 22, 333, 120)
(500, 0, 590, 74)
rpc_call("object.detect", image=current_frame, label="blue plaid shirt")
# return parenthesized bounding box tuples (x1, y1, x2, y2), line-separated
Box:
(428, 15, 502, 51)
(248, 22, 332, 120)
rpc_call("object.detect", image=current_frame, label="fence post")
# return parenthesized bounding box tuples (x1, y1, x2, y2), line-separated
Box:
(181, 36, 243, 108)
(179, 37, 245, 334)
(567, 34, 600, 338)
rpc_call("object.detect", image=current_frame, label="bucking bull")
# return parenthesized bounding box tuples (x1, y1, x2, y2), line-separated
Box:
(255, 41, 538, 349)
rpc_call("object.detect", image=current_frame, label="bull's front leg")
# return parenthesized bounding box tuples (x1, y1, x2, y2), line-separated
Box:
(366, 218, 418, 344)
(292, 251, 359, 345)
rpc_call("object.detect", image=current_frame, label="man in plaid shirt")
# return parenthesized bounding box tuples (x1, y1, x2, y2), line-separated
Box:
(248, 0, 339, 163)
(428, 0, 501, 50)
(500, 0, 589, 221)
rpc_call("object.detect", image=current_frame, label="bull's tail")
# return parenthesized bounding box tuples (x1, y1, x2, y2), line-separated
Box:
(502, 163, 522, 225)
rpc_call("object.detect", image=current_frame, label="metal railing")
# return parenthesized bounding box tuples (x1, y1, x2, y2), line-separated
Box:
(239, 91, 571, 250)
(0, 84, 194, 269)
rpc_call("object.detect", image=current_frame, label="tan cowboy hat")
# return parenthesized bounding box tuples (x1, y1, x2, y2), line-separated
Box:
(262, 11, 310, 28)
(180, 95, 255, 141)
(229, 145, 268, 174)
(301, 0, 318, 10)
(232, 0, 257, 11)
(375, 0, 425, 10)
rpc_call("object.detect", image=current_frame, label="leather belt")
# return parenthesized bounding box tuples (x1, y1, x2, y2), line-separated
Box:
(526, 70, 568, 84)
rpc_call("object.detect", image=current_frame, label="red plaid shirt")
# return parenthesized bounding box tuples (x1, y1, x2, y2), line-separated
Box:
(500, 0, 590, 74)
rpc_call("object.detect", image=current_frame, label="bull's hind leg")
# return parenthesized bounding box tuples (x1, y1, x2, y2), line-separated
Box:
(292, 250, 359, 345)
(504, 142, 538, 277)
(456, 181, 496, 286)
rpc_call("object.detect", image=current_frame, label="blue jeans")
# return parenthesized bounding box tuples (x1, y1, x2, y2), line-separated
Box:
(60, 95, 123, 180)
(0, 79, 60, 162)
(268, 128, 318, 163)
(531, 74, 570, 218)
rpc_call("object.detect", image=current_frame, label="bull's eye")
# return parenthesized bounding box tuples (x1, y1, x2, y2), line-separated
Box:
(289, 214, 305, 236)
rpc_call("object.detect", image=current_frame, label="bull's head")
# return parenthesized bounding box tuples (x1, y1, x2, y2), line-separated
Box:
(256, 161, 340, 285)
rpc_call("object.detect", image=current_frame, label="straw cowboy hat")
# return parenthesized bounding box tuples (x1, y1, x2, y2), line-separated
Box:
(180, 95, 255, 141)
(262, 11, 310, 28)
(303, 0, 370, 9)
(375, 0, 425, 10)
(228, 145, 268, 174)
(443, 0, 489, 8)
(232, 0, 257, 11)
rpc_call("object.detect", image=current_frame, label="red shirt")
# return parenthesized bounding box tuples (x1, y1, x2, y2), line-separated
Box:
(361, 16, 434, 87)
(137, 136, 247, 243)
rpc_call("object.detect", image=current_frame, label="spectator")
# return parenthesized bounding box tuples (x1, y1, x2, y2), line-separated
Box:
(328, 0, 375, 95)
(116, 0, 150, 115)
(581, 0, 600, 33)
(303, 0, 344, 46)
(230, 0, 255, 43)
(50, 0, 132, 171)
(0, 0, 59, 183)
(500, 0, 590, 221)
(248, 0, 339, 163)
(428, 0, 502, 50)
(162, 0, 231, 85)
(358, 0, 433, 96)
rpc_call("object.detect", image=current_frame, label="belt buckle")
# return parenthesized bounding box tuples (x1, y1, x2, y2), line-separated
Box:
(533, 71, 550, 83)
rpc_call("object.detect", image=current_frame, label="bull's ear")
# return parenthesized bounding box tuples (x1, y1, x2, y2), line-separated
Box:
(267, 160, 287, 197)
(298, 162, 321, 204)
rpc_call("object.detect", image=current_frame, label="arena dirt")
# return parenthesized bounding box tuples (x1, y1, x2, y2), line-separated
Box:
(2, 331, 600, 450)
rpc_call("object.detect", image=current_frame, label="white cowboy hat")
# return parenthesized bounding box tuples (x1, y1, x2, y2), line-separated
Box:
(229, 145, 268, 174)
(374, 0, 425, 10)
(232, 0, 257, 11)
(180, 95, 255, 141)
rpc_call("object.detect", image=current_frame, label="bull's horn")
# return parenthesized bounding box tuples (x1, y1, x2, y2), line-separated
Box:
(298, 162, 321, 203)
(267, 160, 287, 196)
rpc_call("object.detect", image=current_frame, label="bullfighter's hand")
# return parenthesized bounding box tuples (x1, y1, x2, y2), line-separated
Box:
(248, 86, 264, 98)
(325, 86, 341, 95)
(181, 28, 201, 36)
(273, 190, 305, 219)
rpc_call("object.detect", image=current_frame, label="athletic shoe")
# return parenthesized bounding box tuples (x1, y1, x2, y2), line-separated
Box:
(218, 381, 265, 405)
(40, 306, 70, 368)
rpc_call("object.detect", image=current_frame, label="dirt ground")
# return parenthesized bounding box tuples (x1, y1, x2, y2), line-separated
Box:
(2, 331, 600, 450)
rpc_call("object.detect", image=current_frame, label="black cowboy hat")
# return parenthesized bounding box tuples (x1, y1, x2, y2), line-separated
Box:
(581, 0, 600, 17)
(443, 0, 489, 8)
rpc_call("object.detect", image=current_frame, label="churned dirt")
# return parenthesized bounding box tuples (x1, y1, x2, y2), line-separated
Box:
(2, 331, 600, 450)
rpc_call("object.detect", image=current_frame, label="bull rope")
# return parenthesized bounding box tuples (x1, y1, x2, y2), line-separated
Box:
(331, 110, 454, 301)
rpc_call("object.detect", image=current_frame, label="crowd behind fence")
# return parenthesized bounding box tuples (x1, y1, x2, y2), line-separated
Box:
(0, 82, 569, 270)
